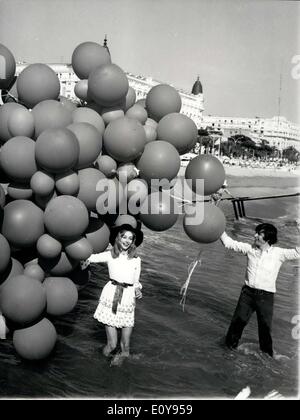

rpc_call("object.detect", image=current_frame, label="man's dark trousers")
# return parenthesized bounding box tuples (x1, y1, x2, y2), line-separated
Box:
(225, 285, 274, 357)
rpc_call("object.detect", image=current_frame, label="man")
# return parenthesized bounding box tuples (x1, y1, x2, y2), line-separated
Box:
(210, 180, 234, 206)
(220, 222, 300, 357)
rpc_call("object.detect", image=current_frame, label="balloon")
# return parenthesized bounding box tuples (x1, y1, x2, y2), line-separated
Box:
(64, 237, 93, 260)
(37, 234, 62, 259)
(0, 275, 46, 325)
(126, 104, 148, 124)
(0, 44, 16, 89)
(103, 117, 146, 162)
(145, 118, 158, 129)
(143, 124, 157, 143)
(95, 155, 117, 178)
(30, 170, 55, 196)
(124, 87, 136, 111)
(0, 136, 37, 183)
(0, 102, 26, 143)
(71, 41, 111, 80)
(72, 107, 105, 136)
(32, 99, 73, 138)
(55, 170, 80, 196)
(145, 84, 181, 122)
(7, 106, 35, 138)
(139, 192, 179, 231)
(183, 203, 226, 243)
(23, 264, 45, 282)
(44, 195, 89, 241)
(17, 64, 60, 108)
(114, 215, 138, 229)
(88, 63, 129, 106)
(0, 233, 11, 273)
(136, 141, 180, 184)
(101, 105, 124, 125)
(35, 128, 80, 174)
(2, 200, 44, 248)
(74, 79, 89, 101)
(77, 167, 107, 212)
(44, 277, 78, 316)
(185, 155, 226, 196)
(39, 252, 78, 276)
(7, 183, 33, 200)
(157, 113, 198, 155)
(84, 217, 110, 253)
(0, 257, 24, 287)
(67, 122, 102, 169)
(13, 318, 57, 360)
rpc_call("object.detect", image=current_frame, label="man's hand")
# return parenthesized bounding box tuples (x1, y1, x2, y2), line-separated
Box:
(135, 288, 143, 299)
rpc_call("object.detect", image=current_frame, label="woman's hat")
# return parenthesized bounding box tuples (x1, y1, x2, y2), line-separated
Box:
(109, 223, 144, 247)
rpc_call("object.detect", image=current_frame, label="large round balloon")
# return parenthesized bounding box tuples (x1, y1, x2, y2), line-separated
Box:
(114, 215, 138, 229)
(44, 277, 78, 316)
(0, 44, 16, 89)
(183, 203, 226, 243)
(103, 117, 146, 162)
(0, 102, 25, 143)
(126, 104, 148, 124)
(95, 155, 117, 178)
(44, 195, 89, 241)
(35, 128, 80, 174)
(30, 170, 55, 196)
(0, 258, 24, 287)
(64, 237, 93, 261)
(139, 192, 179, 231)
(67, 122, 102, 169)
(72, 107, 105, 136)
(71, 41, 111, 80)
(84, 217, 110, 253)
(136, 141, 180, 184)
(2, 200, 44, 248)
(157, 113, 198, 155)
(39, 251, 78, 276)
(17, 64, 60, 109)
(13, 318, 57, 361)
(55, 170, 80, 196)
(0, 275, 46, 325)
(32, 99, 73, 138)
(145, 84, 182, 122)
(77, 167, 107, 212)
(7, 106, 35, 138)
(185, 155, 226, 196)
(37, 234, 62, 259)
(0, 233, 11, 273)
(0, 136, 37, 183)
(88, 63, 129, 106)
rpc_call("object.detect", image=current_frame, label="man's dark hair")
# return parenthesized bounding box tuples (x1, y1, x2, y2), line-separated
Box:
(255, 223, 277, 245)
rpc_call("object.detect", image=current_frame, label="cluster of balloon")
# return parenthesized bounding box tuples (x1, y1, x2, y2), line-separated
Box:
(0, 41, 227, 360)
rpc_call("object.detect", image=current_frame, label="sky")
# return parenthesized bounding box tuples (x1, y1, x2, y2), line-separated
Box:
(0, 0, 299, 124)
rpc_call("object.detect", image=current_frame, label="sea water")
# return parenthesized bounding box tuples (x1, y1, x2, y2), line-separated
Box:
(0, 175, 299, 399)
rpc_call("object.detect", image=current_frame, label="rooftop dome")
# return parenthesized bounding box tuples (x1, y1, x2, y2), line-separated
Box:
(192, 76, 203, 95)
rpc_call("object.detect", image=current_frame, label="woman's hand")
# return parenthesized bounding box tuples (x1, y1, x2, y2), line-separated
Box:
(135, 287, 143, 299)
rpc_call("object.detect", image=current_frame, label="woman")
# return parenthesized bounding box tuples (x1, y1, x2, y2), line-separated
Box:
(85, 223, 143, 364)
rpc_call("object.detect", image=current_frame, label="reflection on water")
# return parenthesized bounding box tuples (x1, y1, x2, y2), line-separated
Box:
(0, 179, 299, 399)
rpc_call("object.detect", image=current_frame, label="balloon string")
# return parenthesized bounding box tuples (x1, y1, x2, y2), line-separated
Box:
(180, 250, 202, 311)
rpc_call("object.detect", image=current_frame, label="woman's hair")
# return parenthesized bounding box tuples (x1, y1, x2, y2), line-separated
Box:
(111, 230, 138, 259)
(255, 223, 277, 245)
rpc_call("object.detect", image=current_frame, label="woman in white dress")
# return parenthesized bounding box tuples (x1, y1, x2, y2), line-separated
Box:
(87, 223, 143, 361)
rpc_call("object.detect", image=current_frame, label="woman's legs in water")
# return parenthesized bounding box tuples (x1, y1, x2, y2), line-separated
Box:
(103, 325, 118, 356)
(120, 327, 133, 356)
